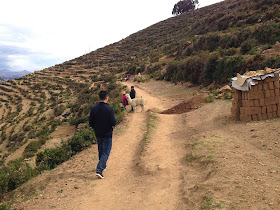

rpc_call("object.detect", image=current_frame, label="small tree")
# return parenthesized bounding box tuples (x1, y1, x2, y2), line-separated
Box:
(172, 0, 199, 15)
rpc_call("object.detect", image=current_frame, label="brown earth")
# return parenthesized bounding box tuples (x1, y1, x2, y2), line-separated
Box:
(161, 95, 204, 114)
(8, 80, 280, 210)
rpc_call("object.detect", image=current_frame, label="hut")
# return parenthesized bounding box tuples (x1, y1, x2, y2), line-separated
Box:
(231, 67, 280, 122)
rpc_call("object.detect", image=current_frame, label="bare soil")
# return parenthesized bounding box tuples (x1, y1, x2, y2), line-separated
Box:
(161, 95, 204, 114)
(8, 80, 280, 210)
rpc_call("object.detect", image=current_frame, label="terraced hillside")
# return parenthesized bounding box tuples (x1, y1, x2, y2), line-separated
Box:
(0, 0, 280, 202)
(0, 67, 122, 164)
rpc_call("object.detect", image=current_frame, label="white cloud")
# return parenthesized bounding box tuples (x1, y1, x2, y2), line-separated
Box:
(0, 0, 223, 71)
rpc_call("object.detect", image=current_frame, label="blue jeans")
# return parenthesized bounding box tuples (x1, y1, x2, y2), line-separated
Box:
(96, 137, 112, 173)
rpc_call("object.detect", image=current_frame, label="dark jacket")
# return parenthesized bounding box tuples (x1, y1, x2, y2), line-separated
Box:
(130, 89, 136, 99)
(89, 102, 116, 138)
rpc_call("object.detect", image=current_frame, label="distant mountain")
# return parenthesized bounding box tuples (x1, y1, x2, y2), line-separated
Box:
(0, 69, 31, 81)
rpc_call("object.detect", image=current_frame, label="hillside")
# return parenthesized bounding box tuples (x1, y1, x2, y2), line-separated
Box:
(57, 0, 280, 85)
(0, 0, 280, 207)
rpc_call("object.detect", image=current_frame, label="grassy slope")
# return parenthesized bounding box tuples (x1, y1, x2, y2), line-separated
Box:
(0, 0, 280, 201)
(1, 0, 280, 164)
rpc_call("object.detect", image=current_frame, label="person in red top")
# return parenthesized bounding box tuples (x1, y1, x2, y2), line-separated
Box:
(122, 91, 128, 109)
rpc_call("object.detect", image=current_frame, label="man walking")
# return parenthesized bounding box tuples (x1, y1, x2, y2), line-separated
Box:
(89, 90, 116, 179)
(130, 86, 136, 112)
(130, 86, 136, 99)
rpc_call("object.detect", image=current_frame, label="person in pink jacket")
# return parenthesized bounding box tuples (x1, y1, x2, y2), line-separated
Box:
(122, 91, 128, 109)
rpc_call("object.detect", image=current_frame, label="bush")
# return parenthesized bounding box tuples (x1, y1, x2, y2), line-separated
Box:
(165, 61, 181, 82)
(213, 55, 246, 84)
(262, 56, 280, 68)
(23, 137, 47, 158)
(36, 145, 71, 169)
(204, 95, 214, 103)
(69, 116, 88, 127)
(68, 128, 96, 155)
(111, 103, 125, 124)
(181, 55, 207, 84)
(54, 105, 66, 117)
(241, 39, 258, 54)
(0, 204, 10, 210)
(36, 127, 96, 168)
(23, 141, 42, 158)
(253, 24, 280, 44)
(203, 53, 219, 85)
(0, 160, 38, 198)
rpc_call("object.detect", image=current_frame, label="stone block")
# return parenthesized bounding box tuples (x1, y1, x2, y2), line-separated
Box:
(261, 106, 267, 114)
(267, 105, 272, 113)
(270, 89, 275, 97)
(252, 114, 258, 121)
(265, 97, 276, 106)
(272, 104, 277, 112)
(275, 88, 279, 96)
(254, 99, 260, 107)
(274, 81, 279, 89)
(257, 114, 263, 121)
(242, 100, 254, 107)
(264, 90, 271, 98)
(267, 112, 273, 119)
(257, 84, 263, 91)
(240, 115, 252, 122)
(232, 99, 242, 108)
(268, 82, 274, 89)
(262, 113, 268, 120)
(259, 98, 265, 106)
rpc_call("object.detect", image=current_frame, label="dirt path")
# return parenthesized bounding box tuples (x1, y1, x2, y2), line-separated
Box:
(11, 80, 280, 210)
(12, 81, 191, 209)
(73, 82, 187, 209)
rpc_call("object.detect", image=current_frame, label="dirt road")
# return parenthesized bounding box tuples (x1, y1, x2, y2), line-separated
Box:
(12, 80, 280, 210)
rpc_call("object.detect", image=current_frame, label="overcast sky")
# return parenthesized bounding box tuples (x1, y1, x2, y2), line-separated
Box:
(0, 0, 223, 72)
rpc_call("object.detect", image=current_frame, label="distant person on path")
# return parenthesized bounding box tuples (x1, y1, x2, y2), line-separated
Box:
(125, 74, 130, 81)
(122, 91, 128, 109)
(89, 90, 116, 179)
(130, 86, 136, 112)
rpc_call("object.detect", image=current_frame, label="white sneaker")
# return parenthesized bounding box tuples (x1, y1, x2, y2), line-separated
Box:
(96, 172, 104, 179)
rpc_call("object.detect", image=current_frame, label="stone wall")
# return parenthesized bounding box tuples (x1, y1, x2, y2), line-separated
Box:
(232, 73, 280, 122)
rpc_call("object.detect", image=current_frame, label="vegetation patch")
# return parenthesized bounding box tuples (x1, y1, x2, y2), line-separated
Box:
(186, 135, 224, 164)
(142, 112, 157, 147)
(200, 195, 222, 210)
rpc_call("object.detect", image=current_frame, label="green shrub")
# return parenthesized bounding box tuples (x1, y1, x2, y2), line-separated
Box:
(54, 105, 66, 117)
(182, 55, 207, 84)
(23, 137, 47, 158)
(69, 116, 88, 127)
(262, 56, 280, 68)
(36, 145, 71, 169)
(241, 39, 258, 54)
(0, 160, 38, 198)
(253, 24, 280, 44)
(150, 71, 164, 80)
(203, 53, 219, 85)
(111, 103, 125, 124)
(213, 55, 246, 84)
(204, 95, 215, 103)
(0, 204, 10, 210)
(223, 92, 233, 100)
(165, 61, 181, 82)
(68, 128, 96, 155)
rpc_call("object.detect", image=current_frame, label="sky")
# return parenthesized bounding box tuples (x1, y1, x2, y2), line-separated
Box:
(0, 0, 223, 72)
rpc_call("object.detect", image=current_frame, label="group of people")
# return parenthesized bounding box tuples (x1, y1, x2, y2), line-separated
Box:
(88, 86, 136, 179)
(122, 86, 136, 111)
